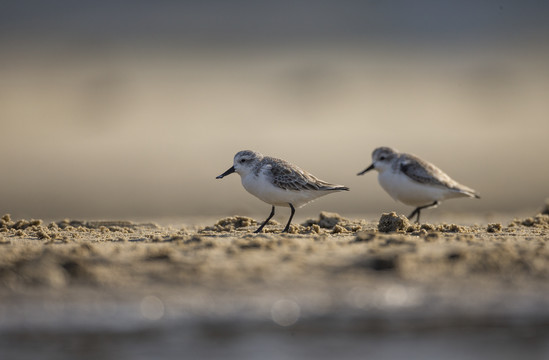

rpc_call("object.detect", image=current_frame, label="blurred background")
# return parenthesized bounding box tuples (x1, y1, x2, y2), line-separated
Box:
(1, 0, 548, 222)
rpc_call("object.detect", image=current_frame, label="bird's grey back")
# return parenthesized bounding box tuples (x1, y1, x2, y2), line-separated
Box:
(398, 153, 478, 196)
(261, 156, 348, 192)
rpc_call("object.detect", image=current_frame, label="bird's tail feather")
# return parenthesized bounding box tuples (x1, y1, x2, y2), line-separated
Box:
(326, 185, 349, 191)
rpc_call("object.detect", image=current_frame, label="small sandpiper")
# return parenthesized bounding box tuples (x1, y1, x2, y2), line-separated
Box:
(217, 150, 349, 233)
(358, 147, 480, 223)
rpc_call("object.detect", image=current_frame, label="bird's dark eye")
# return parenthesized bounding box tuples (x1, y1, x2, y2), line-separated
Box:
(240, 159, 246, 163)
(379, 156, 386, 161)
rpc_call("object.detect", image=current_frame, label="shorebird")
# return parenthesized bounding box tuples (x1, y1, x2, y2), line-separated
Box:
(358, 147, 480, 223)
(217, 150, 349, 232)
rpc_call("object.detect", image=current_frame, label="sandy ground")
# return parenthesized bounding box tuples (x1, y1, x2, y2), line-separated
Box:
(1, 207, 549, 359)
(1, 206, 548, 324)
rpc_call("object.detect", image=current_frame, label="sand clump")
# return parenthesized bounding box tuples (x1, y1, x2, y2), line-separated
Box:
(302, 212, 345, 228)
(377, 212, 471, 234)
(56, 219, 159, 231)
(201, 216, 260, 232)
(301, 212, 365, 234)
(377, 212, 411, 233)
(1, 214, 42, 230)
(0, 214, 175, 244)
(487, 223, 503, 233)
(510, 213, 549, 228)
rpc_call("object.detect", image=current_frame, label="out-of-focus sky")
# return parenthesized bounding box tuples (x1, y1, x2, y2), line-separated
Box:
(1, 1, 548, 221)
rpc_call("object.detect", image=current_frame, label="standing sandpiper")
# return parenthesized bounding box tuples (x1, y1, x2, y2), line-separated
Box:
(217, 150, 349, 233)
(358, 147, 480, 223)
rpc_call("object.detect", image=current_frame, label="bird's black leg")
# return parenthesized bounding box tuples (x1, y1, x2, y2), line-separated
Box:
(282, 203, 296, 233)
(255, 206, 276, 233)
(408, 201, 439, 224)
(408, 208, 420, 223)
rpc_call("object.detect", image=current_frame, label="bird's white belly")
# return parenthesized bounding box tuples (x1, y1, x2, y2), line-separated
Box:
(378, 171, 451, 206)
(241, 174, 327, 208)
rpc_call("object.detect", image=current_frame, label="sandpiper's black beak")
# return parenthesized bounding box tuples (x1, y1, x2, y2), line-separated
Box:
(216, 166, 236, 179)
(357, 163, 375, 176)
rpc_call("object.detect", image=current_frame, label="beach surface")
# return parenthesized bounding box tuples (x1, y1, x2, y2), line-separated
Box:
(1, 209, 548, 359)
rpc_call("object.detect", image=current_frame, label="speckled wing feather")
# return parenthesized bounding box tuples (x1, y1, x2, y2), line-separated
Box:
(400, 154, 479, 197)
(265, 157, 344, 191)
(399, 155, 456, 188)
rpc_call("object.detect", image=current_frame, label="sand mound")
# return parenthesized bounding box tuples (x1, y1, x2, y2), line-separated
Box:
(0, 214, 176, 244)
(301, 212, 365, 234)
(57, 219, 159, 231)
(487, 223, 503, 233)
(377, 212, 410, 233)
(302, 212, 345, 228)
(201, 216, 260, 232)
(376, 212, 474, 234)
(510, 214, 549, 228)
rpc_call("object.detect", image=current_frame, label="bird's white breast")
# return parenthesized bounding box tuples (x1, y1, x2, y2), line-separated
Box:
(240, 172, 331, 208)
(378, 170, 459, 206)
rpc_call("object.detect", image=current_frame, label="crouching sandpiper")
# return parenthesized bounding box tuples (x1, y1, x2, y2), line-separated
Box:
(357, 147, 480, 223)
(217, 150, 349, 233)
